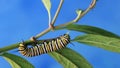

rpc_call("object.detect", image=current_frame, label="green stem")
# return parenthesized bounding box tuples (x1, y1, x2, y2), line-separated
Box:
(0, 44, 19, 53)
(0, 40, 31, 53)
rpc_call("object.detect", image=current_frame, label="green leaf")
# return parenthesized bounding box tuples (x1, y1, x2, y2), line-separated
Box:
(49, 48, 92, 68)
(65, 24, 120, 38)
(73, 34, 120, 53)
(42, 0, 51, 23)
(1, 52, 34, 68)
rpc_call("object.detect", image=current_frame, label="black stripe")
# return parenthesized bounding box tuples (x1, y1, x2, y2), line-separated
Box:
(18, 50, 25, 51)
(60, 38, 66, 47)
(36, 45, 40, 55)
(36, 44, 42, 55)
(43, 43, 47, 53)
(59, 38, 65, 47)
(55, 39, 61, 49)
(41, 44, 46, 53)
(44, 42, 49, 53)
(51, 40, 56, 51)
(22, 49, 28, 56)
(30, 48, 34, 57)
(57, 39, 64, 48)
(33, 46, 37, 56)
(40, 44, 44, 54)
(27, 48, 31, 57)
(63, 37, 70, 44)
(49, 41, 53, 52)
(62, 37, 68, 45)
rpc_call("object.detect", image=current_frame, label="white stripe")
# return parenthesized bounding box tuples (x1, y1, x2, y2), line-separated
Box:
(55, 40, 59, 50)
(49, 42, 53, 52)
(36, 44, 42, 54)
(35, 46, 39, 56)
(42, 44, 46, 53)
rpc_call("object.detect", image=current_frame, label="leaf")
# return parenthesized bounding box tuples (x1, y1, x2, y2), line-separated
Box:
(65, 24, 120, 38)
(73, 34, 120, 53)
(42, 0, 51, 11)
(42, 0, 51, 23)
(1, 52, 34, 68)
(49, 48, 92, 68)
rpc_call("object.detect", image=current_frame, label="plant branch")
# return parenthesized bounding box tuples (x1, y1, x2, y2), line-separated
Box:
(0, 0, 97, 53)
(36, 0, 64, 38)
(55, 0, 97, 29)
(80, 0, 96, 19)
(0, 40, 32, 53)
(35, 28, 51, 39)
(51, 0, 64, 25)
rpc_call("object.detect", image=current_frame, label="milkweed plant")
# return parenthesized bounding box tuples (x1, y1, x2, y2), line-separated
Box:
(0, 0, 120, 68)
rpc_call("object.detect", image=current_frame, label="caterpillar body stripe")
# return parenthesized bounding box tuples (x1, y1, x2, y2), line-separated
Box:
(18, 34, 70, 57)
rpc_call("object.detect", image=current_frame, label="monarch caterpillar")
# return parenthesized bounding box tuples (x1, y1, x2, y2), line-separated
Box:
(18, 34, 70, 57)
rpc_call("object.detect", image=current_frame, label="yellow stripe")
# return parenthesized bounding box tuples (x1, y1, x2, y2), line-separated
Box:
(52, 40, 57, 51)
(44, 42, 50, 52)
(57, 39, 63, 49)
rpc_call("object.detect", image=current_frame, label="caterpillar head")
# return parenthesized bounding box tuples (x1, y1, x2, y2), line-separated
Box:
(63, 34, 70, 40)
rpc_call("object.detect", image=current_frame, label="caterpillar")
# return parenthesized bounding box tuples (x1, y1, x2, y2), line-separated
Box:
(18, 34, 70, 57)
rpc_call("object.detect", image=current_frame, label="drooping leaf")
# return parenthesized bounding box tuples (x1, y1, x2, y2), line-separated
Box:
(65, 24, 120, 38)
(42, 0, 51, 23)
(49, 48, 92, 68)
(73, 34, 120, 53)
(1, 52, 34, 68)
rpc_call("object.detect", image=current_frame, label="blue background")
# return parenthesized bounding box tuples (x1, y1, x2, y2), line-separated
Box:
(0, 0, 120, 68)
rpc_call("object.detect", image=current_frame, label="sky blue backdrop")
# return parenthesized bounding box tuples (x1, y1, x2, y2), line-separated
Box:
(0, 0, 120, 68)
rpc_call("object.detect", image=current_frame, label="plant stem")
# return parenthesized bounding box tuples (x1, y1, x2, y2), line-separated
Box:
(51, 0, 64, 25)
(55, 0, 97, 28)
(0, 44, 19, 53)
(35, 28, 51, 39)
(80, 0, 96, 20)
(0, 40, 32, 53)
(36, 0, 64, 39)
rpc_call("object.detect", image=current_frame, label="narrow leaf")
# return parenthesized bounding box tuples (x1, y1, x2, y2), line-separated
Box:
(42, 0, 51, 23)
(65, 24, 120, 38)
(73, 34, 120, 53)
(1, 52, 34, 68)
(49, 48, 92, 68)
